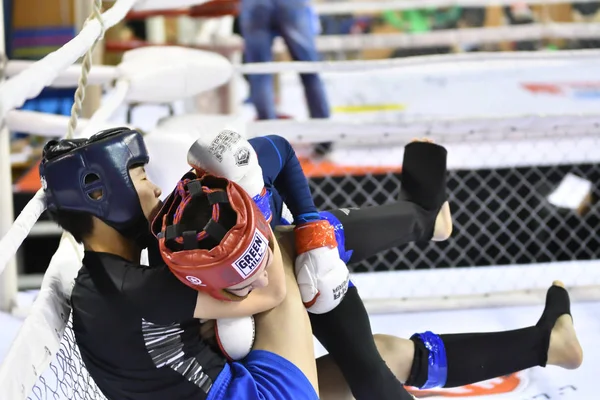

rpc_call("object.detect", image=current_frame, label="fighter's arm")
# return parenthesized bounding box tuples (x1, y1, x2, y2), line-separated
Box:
(187, 131, 347, 314)
(135, 239, 286, 323)
(249, 135, 320, 224)
(192, 249, 287, 320)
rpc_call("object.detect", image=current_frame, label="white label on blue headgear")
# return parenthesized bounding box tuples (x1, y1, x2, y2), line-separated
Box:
(232, 229, 269, 278)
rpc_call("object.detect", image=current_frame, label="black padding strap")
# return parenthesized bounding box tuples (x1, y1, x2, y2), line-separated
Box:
(187, 180, 204, 197)
(163, 218, 228, 247)
(204, 219, 228, 242)
(165, 224, 184, 241)
(207, 191, 229, 205)
(183, 231, 198, 250)
(162, 186, 230, 248)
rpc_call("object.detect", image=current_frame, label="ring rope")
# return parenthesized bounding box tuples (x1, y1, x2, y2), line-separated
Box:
(0, 0, 108, 278)
(67, 0, 106, 139)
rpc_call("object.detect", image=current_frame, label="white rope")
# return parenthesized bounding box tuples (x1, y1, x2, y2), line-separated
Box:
(78, 79, 131, 138)
(238, 48, 600, 74)
(0, 0, 137, 120)
(0, 0, 130, 279)
(5, 42, 600, 85)
(67, 0, 106, 139)
(111, 21, 600, 56)
(271, 22, 600, 54)
(8, 47, 600, 86)
(0, 190, 46, 278)
(312, 0, 600, 15)
(245, 118, 600, 171)
(5, 61, 119, 87)
(125, 0, 600, 16)
(6, 110, 92, 137)
(246, 113, 600, 144)
(0, 6, 598, 277)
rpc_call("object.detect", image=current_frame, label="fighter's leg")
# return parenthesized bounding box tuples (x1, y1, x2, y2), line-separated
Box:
(323, 202, 436, 264)
(274, 0, 330, 119)
(280, 207, 414, 398)
(400, 139, 452, 242)
(315, 281, 581, 399)
(239, 0, 278, 120)
(309, 285, 414, 400)
(403, 281, 582, 389)
(306, 192, 441, 399)
(293, 205, 417, 399)
(283, 141, 447, 398)
(315, 337, 414, 400)
(378, 282, 582, 390)
(301, 146, 449, 400)
(324, 140, 451, 264)
(249, 231, 320, 395)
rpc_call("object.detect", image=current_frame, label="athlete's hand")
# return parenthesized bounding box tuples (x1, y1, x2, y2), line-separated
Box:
(187, 129, 272, 221)
(294, 220, 350, 314)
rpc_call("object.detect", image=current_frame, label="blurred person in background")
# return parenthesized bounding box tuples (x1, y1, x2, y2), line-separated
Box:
(383, 7, 462, 58)
(239, 0, 332, 156)
(504, 2, 539, 51)
(572, 2, 600, 49)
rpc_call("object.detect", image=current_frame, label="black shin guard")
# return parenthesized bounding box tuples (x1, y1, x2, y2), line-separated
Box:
(310, 287, 414, 400)
(399, 141, 448, 211)
(406, 285, 572, 389)
(406, 328, 546, 389)
(441, 327, 546, 388)
(327, 202, 436, 264)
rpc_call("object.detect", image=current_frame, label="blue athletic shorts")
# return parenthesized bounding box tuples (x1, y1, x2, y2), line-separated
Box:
(207, 350, 319, 400)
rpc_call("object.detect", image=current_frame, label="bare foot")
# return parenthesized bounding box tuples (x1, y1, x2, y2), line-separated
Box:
(408, 137, 452, 242)
(410, 137, 434, 144)
(546, 281, 583, 369)
(432, 201, 452, 241)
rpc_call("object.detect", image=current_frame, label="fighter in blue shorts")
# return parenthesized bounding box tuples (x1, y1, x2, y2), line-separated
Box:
(41, 128, 328, 400)
(185, 129, 582, 400)
(39, 128, 582, 400)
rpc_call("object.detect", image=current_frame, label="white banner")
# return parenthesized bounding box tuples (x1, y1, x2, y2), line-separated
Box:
(279, 57, 600, 121)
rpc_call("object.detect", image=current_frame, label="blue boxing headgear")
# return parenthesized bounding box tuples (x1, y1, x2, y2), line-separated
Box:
(39, 127, 151, 246)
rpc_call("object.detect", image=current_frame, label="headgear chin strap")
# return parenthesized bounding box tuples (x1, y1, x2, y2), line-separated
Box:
(152, 173, 273, 301)
(39, 127, 152, 248)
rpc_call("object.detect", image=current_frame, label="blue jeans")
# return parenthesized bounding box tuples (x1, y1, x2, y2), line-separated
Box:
(240, 0, 330, 120)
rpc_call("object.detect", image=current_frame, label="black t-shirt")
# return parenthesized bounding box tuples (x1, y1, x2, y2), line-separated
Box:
(71, 241, 227, 400)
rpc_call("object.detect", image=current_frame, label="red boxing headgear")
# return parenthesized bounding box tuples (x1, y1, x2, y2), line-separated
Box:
(152, 172, 273, 301)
